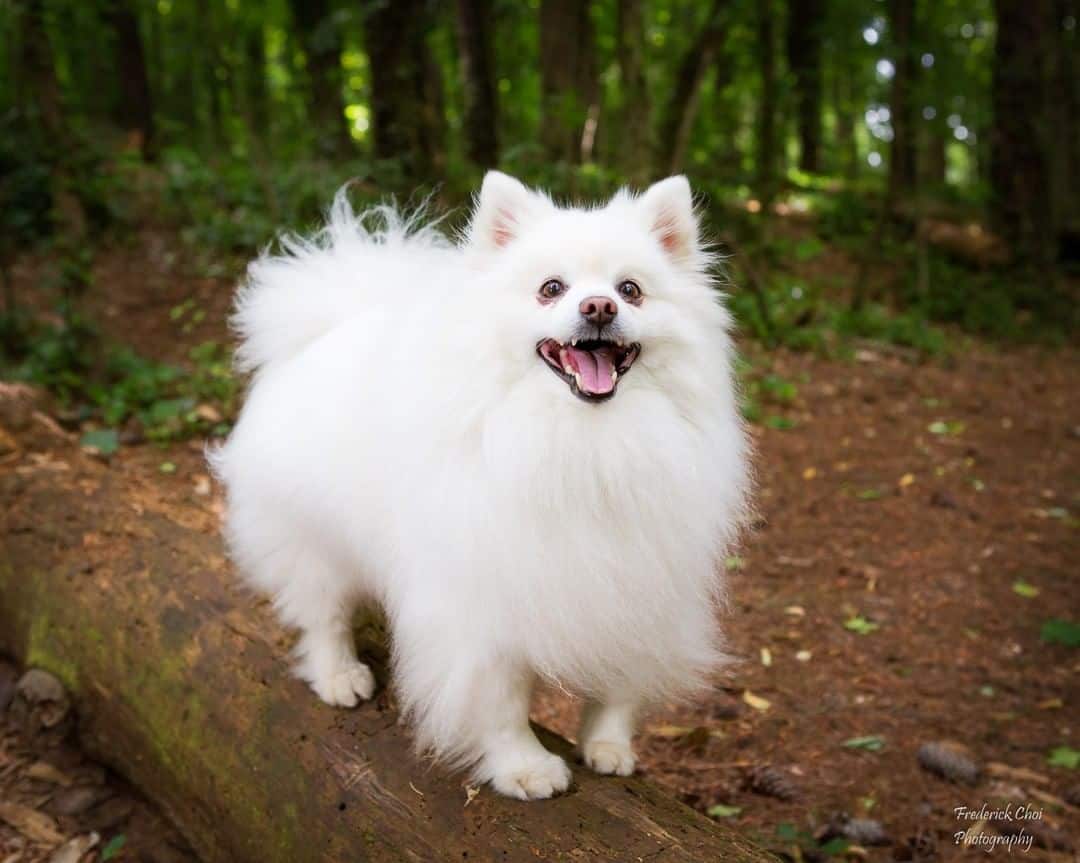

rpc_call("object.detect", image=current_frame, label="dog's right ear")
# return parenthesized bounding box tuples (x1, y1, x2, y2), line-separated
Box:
(468, 171, 539, 251)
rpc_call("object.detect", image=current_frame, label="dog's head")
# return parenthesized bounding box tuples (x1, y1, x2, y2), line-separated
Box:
(465, 172, 730, 408)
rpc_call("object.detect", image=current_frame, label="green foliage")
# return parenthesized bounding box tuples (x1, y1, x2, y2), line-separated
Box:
(2, 309, 238, 446)
(1047, 746, 1080, 770)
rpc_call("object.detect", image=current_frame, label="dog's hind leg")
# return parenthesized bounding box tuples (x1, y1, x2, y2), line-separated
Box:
(272, 552, 375, 708)
(577, 699, 638, 776)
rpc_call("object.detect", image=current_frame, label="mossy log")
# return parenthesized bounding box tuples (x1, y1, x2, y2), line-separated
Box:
(0, 457, 774, 863)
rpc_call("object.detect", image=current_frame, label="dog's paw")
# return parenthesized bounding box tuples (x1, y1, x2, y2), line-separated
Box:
(581, 741, 636, 776)
(490, 753, 572, 801)
(311, 661, 375, 708)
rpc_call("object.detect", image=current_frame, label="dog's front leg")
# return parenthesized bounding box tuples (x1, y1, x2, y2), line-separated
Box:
(470, 665, 572, 800)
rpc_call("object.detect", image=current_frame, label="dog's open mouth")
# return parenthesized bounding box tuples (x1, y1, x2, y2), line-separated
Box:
(537, 338, 641, 403)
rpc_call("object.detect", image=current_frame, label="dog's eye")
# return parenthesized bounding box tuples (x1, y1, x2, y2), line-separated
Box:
(539, 278, 566, 300)
(617, 280, 642, 301)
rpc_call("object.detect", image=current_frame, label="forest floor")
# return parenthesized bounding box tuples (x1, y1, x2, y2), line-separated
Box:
(1, 230, 1077, 863)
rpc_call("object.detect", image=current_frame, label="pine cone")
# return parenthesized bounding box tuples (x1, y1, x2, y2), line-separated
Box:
(744, 764, 800, 801)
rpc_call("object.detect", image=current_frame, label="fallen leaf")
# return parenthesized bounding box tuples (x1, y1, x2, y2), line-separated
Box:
(844, 615, 879, 635)
(802, 467, 817, 480)
(26, 761, 73, 786)
(1012, 580, 1040, 598)
(783, 605, 805, 617)
(707, 804, 742, 818)
(79, 429, 119, 457)
(795, 650, 812, 662)
(1047, 746, 1079, 770)
(742, 690, 771, 711)
(898, 473, 915, 487)
(760, 647, 772, 667)
(843, 735, 886, 752)
(100, 834, 126, 861)
(464, 786, 479, 806)
(0, 801, 65, 845)
(49, 833, 99, 863)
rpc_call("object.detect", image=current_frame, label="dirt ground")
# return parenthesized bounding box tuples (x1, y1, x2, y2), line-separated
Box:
(1, 235, 1078, 862)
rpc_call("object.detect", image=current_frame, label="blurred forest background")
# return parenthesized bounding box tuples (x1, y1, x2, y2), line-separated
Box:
(0, 0, 1077, 443)
(2, 5, 1079, 856)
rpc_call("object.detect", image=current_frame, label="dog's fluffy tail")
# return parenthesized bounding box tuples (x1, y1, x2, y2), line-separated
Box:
(231, 188, 450, 374)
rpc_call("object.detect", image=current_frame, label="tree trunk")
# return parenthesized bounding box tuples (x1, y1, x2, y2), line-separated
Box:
(786, 0, 823, 172)
(539, 0, 598, 164)
(364, 0, 443, 180)
(655, 0, 729, 177)
(455, 0, 498, 167)
(104, 0, 155, 158)
(615, 0, 650, 183)
(989, 0, 1057, 266)
(289, 0, 351, 154)
(0, 442, 775, 863)
(756, 0, 779, 205)
(886, 0, 917, 205)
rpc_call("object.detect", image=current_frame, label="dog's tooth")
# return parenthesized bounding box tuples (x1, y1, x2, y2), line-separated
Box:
(611, 370, 618, 384)
(573, 372, 582, 389)
(571, 338, 579, 346)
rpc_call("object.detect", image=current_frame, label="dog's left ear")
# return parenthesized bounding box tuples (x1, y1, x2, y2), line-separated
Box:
(468, 171, 542, 251)
(638, 176, 699, 261)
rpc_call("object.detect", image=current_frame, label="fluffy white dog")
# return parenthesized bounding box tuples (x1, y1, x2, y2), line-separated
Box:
(211, 172, 749, 800)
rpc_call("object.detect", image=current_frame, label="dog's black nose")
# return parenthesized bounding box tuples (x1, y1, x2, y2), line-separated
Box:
(579, 296, 617, 326)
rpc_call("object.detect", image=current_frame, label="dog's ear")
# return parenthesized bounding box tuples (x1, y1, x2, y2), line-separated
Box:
(468, 171, 540, 251)
(638, 176, 698, 261)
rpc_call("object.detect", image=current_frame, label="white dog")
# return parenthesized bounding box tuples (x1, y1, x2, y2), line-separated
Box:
(211, 172, 749, 800)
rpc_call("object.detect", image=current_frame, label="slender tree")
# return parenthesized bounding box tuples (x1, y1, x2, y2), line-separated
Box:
(615, 0, 650, 182)
(539, 0, 598, 163)
(655, 0, 730, 177)
(756, 0, 779, 204)
(104, 0, 155, 157)
(363, 0, 443, 178)
(786, 0, 823, 172)
(454, 0, 498, 167)
(289, 0, 351, 154)
(989, 0, 1057, 266)
(886, 0, 917, 204)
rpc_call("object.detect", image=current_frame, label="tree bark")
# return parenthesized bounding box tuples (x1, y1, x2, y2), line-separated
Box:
(655, 0, 729, 177)
(104, 0, 155, 158)
(364, 0, 443, 179)
(0, 444, 775, 863)
(539, 0, 598, 164)
(455, 0, 498, 167)
(756, 0, 779, 205)
(786, 0, 823, 172)
(288, 0, 351, 154)
(615, 0, 650, 183)
(886, 0, 917, 205)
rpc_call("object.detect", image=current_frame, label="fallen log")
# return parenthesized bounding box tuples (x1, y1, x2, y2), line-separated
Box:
(0, 445, 773, 863)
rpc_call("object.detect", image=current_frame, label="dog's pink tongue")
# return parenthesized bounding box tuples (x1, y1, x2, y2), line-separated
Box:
(566, 346, 615, 395)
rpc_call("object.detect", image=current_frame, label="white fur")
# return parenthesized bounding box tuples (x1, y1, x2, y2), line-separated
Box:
(210, 172, 749, 799)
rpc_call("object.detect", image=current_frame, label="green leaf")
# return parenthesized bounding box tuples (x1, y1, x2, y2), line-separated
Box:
(159, 461, 177, 474)
(79, 428, 119, 456)
(101, 834, 127, 861)
(724, 556, 745, 571)
(1041, 619, 1080, 647)
(1047, 746, 1080, 770)
(775, 823, 800, 842)
(764, 415, 796, 430)
(856, 488, 884, 500)
(1012, 580, 1040, 598)
(843, 735, 886, 751)
(844, 615, 879, 635)
(707, 804, 742, 819)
